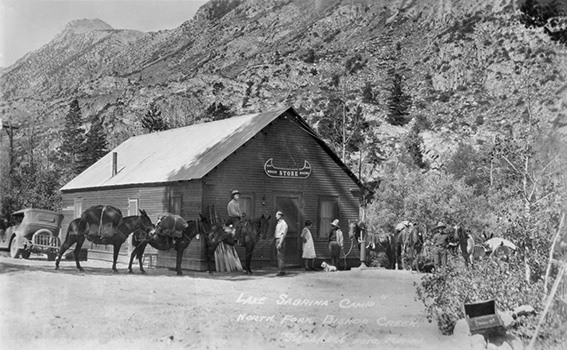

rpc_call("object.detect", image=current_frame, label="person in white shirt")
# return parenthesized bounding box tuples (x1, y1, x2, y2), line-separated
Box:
(274, 211, 288, 276)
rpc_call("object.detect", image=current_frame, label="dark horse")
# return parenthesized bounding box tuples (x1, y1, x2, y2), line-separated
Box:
(348, 221, 392, 268)
(401, 222, 424, 272)
(453, 224, 475, 267)
(55, 205, 153, 273)
(128, 213, 209, 275)
(237, 215, 270, 274)
(389, 222, 413, 270)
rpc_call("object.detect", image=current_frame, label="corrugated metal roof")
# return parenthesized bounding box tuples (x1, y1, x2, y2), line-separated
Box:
(61, 108, 288, 191)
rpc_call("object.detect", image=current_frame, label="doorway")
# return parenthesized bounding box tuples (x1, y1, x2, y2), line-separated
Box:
(275, 194, 302, 267)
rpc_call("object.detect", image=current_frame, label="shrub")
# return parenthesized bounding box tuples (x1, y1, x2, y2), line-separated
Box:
(369, 251, 389, 268)
(415, 255, 544, 340)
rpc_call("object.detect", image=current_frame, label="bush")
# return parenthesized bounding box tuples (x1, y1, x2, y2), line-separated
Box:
(369, 251, 389, 268)
(414, 255, 544, 340)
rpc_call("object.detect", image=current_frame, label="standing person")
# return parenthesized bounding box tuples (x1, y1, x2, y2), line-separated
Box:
(328, 219, 344, 270)
(432, 221, 449, 272)
(226, 190, 244, 245)
(274, 211, 288, 276)
(301, 220, 316, 271)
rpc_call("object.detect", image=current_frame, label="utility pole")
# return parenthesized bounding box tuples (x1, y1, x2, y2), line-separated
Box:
(0, 118, 19, 174)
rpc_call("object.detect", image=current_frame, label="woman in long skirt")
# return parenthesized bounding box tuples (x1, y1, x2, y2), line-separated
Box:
(301, 220, 316, 270)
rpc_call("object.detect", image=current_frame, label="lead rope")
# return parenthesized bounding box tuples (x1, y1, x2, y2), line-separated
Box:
(98, 205, 106, 237)
(342, 229, 356, 268)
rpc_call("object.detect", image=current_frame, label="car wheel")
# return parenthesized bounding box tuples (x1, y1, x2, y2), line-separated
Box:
(10, 236, 22, 258)
(21, 250, 31, 259)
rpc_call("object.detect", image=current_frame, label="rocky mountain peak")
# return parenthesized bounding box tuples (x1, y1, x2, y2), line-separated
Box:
(63, 18, 114, 34)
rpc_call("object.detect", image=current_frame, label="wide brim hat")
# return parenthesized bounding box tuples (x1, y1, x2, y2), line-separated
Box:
(231, 190, 241, 197)
(331, 219, 340, 227)
(435, 221, 446, 230)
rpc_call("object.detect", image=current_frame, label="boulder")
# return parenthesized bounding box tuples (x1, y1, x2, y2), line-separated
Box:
(453, 318, 471, 337)
(500, 311, 515, 329)
(470, 334, 487, 350)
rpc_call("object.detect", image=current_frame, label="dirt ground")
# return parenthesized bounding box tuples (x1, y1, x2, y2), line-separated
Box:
(0, 252, 459, 350)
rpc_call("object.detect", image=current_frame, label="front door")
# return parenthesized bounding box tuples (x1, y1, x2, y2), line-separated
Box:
(275, 194, 301, 267)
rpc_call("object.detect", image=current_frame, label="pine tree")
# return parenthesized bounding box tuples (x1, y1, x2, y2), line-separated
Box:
(520, 0, 563, 28)
(386, 73, 411, 126)
(141, 101, 169, 132)
(79, 115, 108, 172)
(203, 102, 233, 121)
(58, 99, 85, 177)
(402, 124, 427, 170)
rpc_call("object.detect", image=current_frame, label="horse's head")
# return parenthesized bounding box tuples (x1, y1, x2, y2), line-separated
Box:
(258, 214, 270, 239)
(348, 221, 357, 239)
(348, 221, 365, 240)
(138, 209, 156, 236)
(450, 224, 463, 242)
(411, 224, 423, 243)
(154, 215, 166, 235)
(194, 213, 211, 241)
(206, 223, 226, 244)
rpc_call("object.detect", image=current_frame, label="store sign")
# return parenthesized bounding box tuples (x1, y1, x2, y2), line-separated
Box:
(264, 158, 311, 179)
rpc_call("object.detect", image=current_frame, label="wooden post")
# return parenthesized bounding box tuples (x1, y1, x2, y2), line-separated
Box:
(544, 212, 565, 293)
(1, 119, 19, 174)
(359, 203, 367, 268)
(527, 263, 566, 350)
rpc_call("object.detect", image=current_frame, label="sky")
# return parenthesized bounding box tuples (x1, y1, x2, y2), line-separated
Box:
(0, 0, 208, 68)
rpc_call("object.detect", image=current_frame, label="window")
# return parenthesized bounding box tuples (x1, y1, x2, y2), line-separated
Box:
(128, 198, 139, 216)
(169, 196, 182, 215)
(74, 198, 83, 219)
(239, 195, 254, 219)
(318, 196, 338, 238)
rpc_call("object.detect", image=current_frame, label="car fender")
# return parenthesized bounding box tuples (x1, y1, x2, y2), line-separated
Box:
(10, 232, 23, 249)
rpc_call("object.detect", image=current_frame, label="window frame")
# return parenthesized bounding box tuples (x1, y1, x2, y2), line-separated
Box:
(169, 195, 182, 216)
(238, 194, 255, 219)
(128, 198, 139, 216)
(73, 198, 83, 219)
(317, 196, 339, 239)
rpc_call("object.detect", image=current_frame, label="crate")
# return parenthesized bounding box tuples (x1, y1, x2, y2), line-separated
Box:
(464, 300, 507, 337)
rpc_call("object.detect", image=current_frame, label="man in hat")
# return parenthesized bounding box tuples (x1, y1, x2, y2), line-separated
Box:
(226, 190, 244, 244)
(274, 211, 288, 276)
(328, 219, 344, 270)
(432, 221, 449, 271)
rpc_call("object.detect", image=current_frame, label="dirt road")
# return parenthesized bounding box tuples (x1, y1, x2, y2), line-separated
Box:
(0, 253, 456, 350)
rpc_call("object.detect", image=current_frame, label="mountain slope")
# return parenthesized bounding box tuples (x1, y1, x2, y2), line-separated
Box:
(0, 0, 565, 174)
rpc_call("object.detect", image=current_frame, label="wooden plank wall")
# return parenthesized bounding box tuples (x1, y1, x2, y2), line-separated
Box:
(60, 111, 362, 271)
(202, 112, 361, 268)
(60, 181, 206, 270)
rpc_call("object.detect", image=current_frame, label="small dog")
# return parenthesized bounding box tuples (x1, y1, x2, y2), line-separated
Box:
(321, 261, 337, 272)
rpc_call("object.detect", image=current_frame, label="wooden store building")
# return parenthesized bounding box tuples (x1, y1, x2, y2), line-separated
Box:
(60, 107, 365, 271)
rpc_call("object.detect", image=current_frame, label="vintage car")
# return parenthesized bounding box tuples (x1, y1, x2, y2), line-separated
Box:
(0, 208, 64, 260)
